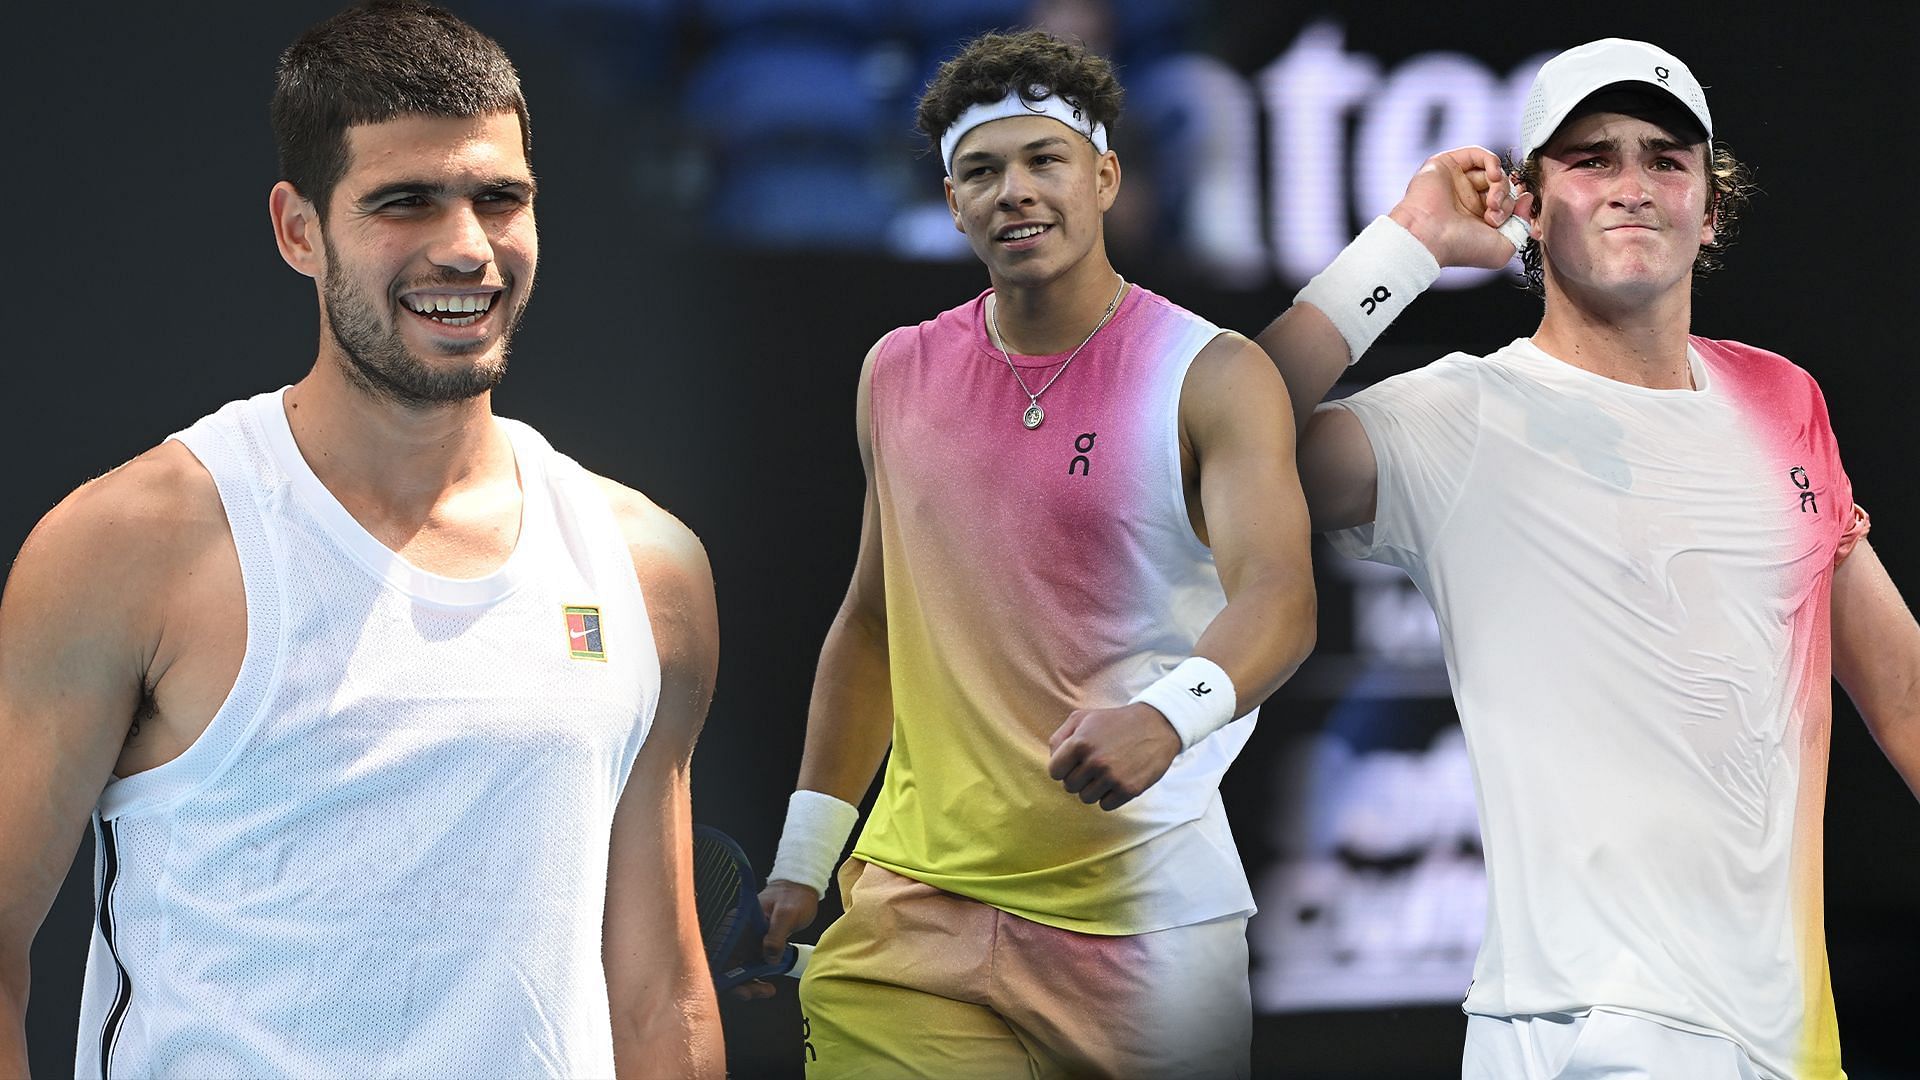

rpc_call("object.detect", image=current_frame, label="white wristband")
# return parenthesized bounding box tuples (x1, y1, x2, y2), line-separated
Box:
(768, 789, 860, 899)
(1130, 657, 1238, 752)
(1294, 215, 1440, 366)
(1497, 179, 1532, 251)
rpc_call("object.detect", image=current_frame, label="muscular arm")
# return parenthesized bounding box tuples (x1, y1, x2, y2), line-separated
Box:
(1254, 146, 1526, 533)
(595, 481, 724, 1079)
(0, 454, 201, 1075)
(1048, 335, 1316, 809)
(743, 338, 894, 989)
(1181, 335, 1317, 706)
(1832, 538, 1920, 800)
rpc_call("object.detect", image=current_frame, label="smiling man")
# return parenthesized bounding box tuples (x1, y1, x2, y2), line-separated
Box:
(743, 29, 1317, 1078)
(0, 3, 722, 1076)
(1257, 37, 1920, 1079)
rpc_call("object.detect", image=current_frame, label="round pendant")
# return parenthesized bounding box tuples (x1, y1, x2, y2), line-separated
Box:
(1022, 403, 1045, 430)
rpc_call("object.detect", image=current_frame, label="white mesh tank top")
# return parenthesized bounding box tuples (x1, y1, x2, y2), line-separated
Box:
(74, 388, 659, 1079)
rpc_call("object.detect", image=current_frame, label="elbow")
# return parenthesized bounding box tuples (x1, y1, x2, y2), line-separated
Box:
(834, 586, 889, 647)
(610, 988, 725, 1080)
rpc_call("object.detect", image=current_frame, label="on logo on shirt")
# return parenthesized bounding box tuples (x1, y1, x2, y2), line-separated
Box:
(1789, 466, 1818, 514)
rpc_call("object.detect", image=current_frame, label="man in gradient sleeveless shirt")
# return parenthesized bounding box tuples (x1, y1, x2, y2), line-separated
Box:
(0, 3, 722, 1076)
(746, 31, 1321, 1078)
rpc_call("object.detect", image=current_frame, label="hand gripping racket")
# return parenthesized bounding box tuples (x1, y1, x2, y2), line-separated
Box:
(692, 824, 813, 992)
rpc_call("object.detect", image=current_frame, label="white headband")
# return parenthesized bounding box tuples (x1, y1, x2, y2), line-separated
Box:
(939, 86, 1109, 176)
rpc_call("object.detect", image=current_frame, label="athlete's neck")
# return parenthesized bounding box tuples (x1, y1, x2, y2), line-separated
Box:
(1531, 274, 1696, 390)
(987, 255, 1126, 356)
(284, 357, 518, 528)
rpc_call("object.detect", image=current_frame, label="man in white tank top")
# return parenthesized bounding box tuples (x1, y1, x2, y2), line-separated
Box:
(0, 3, 723, 1077)
(1258, 38, 1919, 1080)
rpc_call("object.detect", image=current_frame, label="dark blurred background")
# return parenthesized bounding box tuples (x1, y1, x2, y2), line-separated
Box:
(9, 1, 1917, 1077)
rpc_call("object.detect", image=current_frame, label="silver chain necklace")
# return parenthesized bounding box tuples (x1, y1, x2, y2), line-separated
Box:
(988, 274, 1127, 430)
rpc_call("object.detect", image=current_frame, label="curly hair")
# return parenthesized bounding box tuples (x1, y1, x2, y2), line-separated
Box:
(1509, 141, 1755, 297)
(914, 30, 1123, 153)
(272, 0, 530, 222)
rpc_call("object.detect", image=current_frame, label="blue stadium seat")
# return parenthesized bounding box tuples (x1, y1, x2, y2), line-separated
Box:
(538, 0, 689, 92)
(684, 34, 886, 148)
(710, 153, 903, 248)
(694, 0, 891, 36)
(898, 0, 1031, 52)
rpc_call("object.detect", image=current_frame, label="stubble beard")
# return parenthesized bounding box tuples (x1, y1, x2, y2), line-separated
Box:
(320, 237, 529, 409)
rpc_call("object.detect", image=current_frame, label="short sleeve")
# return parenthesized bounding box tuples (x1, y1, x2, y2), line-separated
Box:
(1325, 354, 1484, 570)
(1803, 362, 1864, 567)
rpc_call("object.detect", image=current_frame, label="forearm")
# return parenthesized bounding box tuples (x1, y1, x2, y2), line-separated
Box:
(1257, 150, 1521, 443)
(1847, 654, 1920, 800)
(1192, 573, 1316, 714)
(1254, 302, 1351, 439)
(603, 761, 722, 1078)
(1860, 704, 1920, 801)
(793, 607, 894, 803)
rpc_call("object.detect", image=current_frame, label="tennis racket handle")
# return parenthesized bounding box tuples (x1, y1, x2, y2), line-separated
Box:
(786, 943, 814, 980)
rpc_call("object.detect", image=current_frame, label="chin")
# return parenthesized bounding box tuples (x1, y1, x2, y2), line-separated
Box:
(992, 258, 1067, 289)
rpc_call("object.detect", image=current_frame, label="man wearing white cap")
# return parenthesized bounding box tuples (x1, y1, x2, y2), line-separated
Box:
(742, 28, 1319, 1078)
(1260, 36, 1919, 1080)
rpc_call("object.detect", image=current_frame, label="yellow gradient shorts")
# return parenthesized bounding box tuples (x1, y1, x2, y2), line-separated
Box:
(798, 860, 1250, 1078)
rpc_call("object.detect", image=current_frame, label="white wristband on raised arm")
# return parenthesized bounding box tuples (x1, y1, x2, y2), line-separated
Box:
(768, 789, 860, 899)
(1130, 657, 1239, 752)
(1496, 178, 1532, 252)
(1294, 215, 1441, 366)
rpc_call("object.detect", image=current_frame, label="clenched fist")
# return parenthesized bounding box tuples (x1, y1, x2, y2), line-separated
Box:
(1046, 702, 1184, 811)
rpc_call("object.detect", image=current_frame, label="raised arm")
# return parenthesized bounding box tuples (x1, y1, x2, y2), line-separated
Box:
(595, 482, 724, 1079)
(1047, 333, 1315, 810)
(1255, 146, 1526, 532)
(1832, 538, 1920, 801)
(0, 453, 199, 1076)
(746, 338, 895, 987)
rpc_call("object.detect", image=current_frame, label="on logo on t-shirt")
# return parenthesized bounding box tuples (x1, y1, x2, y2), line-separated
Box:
(1789, 466, 1818, 514)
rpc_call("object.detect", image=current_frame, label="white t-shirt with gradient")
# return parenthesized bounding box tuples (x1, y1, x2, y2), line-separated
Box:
(1330, 337, 1866, 1080)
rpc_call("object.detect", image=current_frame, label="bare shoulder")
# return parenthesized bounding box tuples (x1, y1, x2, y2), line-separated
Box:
(584, 473, 717, 679)
(3, 439, 234, 749)
(584, 474, 714, 600)
(1191, 330, 1287, 380)
(585, 475, 718, 756)
(1182, 331, 1296, 433)
(13, 441, 227, 612)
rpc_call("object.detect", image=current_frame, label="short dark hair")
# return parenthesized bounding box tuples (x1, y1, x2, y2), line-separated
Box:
(271, 0, 531, 221)
(1508, 91, 1755, 296)
(915, 30, 1123, 154)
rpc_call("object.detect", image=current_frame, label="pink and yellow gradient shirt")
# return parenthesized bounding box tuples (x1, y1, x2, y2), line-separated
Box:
(852, 285, 1258, 936)
(1330, 337, 1868, 1080)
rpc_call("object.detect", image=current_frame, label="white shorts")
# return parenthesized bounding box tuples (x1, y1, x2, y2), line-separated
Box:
(1463, 1010, 1768, 1080)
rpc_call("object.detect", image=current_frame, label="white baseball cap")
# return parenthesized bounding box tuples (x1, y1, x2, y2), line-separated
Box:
(1519, 38, 1713, 156)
